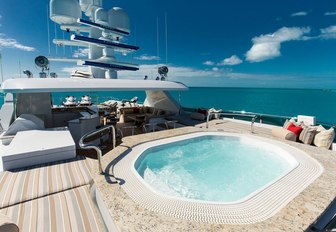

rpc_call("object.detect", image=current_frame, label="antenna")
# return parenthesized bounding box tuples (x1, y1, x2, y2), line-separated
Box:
(54, 22, 58, 55)
(165, 12, 168, 65)
(62, 31, 65, 56)
(0, 51, 3, 83)
(47, 4, 51, 55)
(19, 60, 22, 78)
(156, 17, 159, 66)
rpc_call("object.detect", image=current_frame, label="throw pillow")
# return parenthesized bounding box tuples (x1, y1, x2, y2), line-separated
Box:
(313, 127, 335, 149)
(287, 123, 303, 138)
(299, 126, 317, 145)
(283, 118, 297, 129)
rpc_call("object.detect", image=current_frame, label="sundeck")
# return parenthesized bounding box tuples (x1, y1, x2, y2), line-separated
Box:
(0, 0, 335, 231)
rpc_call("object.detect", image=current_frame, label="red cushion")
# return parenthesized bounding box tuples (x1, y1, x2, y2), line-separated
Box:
(287, 123, 303, 137)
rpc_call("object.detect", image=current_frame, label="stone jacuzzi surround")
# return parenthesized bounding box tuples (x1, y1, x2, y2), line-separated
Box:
(114, 132, 323, 224)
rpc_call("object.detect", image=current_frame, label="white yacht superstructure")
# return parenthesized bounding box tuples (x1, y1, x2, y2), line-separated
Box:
(0, 0, 335, 232)
(0, 1, 188, 230)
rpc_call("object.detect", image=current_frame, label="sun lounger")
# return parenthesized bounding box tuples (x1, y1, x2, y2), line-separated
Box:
(0, 157, 104, 232)
(0, 128, 75, 171)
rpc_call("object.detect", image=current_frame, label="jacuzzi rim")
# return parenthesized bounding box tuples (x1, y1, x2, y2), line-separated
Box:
(131, 132, 300, 205)
(115, 131, 324, 224)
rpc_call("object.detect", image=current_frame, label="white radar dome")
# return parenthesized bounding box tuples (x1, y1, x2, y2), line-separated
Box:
(95, 8, 108, 26)
(108, 7, 130, 33)
(50, 0, 81, 25)
(79, 0, 91, 12)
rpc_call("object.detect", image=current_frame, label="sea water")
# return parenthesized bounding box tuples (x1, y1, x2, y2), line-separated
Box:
(0, 87, 335, 124)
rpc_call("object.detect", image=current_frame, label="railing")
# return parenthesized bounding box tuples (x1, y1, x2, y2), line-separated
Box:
(79, 125, 116, 174)
(52, 95, 144, 107)
(206, 112, 257, 133)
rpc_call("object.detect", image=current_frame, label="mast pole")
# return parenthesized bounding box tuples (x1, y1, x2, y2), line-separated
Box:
(0, 51, 3, 83)
(165, 12, 168, 65)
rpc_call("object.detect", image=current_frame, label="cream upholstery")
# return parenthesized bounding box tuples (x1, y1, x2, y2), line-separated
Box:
(0, 157, 92, 209)
(314, 127, 335, 149)
(299, 126, 317, 145)
(0, 186, 101, 232)
(272, 127, 296, 141)
(0, 157, 103, 231)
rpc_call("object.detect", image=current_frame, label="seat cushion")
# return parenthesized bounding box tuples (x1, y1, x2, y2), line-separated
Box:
(0, 185, 102, 232)
(287, 123, 303, 138)
(2, 114, 45, 137)
(314, 127, 335, 149)
(299, 126, 317, 145)
(272, 127, 296, 141)
(0, 157, 92, 209)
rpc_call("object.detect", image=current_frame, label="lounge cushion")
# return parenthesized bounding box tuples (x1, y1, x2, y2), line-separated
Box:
(299, 127, 317, 145)
(2, 114, 45, 137)
(272, 127, 296, 141)
(0, 157, 92, 209)
(314, 127, 335, 149)
(0, 185, 102, 232)
(0, 213, 19, 232)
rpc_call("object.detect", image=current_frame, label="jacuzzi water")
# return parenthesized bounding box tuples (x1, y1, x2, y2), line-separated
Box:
(135, 135, 298, 203)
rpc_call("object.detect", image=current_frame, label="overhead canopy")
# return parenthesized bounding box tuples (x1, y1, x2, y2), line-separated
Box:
(1, 78, 188, 93)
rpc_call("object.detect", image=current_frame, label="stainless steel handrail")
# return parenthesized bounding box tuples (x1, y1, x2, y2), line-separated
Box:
(206, 112, 257, 133)
(79, 125, 116, 174)
(212, 109, 294, 120)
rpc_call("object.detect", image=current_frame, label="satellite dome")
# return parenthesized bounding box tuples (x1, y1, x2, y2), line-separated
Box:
(79, 0, 91, 12)
(35, 56, 49, 69)
(158, 66, 169, 75)
(108, 7, 130, 33)
(95, 8, 108, 26)
(50, 0, 81, 25)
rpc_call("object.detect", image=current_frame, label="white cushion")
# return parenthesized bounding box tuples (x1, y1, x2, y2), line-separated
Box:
(2, 114, 44, 137)
(299, 126, 316, 145)
(313, 127, 335, 149)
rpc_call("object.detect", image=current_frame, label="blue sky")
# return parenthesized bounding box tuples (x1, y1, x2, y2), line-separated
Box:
(0, 0, 336, 87)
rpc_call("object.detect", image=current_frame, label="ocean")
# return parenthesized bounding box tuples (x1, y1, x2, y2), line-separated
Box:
(1, 87, 335, 125)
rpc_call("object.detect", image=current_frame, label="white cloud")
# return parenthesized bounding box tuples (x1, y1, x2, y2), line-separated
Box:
(0, 33, 36, 51)
(324, 11, 336, 16)
(117, 64, 224, 80)
(291, 11, 308, 17)
(320, 25, 336, 39)
(245, 27, 311, 62)
(60, 63, 303, 87)
(203, 60, 215, 66)
(218, 55, 243, 66)
(134, 54, 159, 61)
(73, 48, 89, 58)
